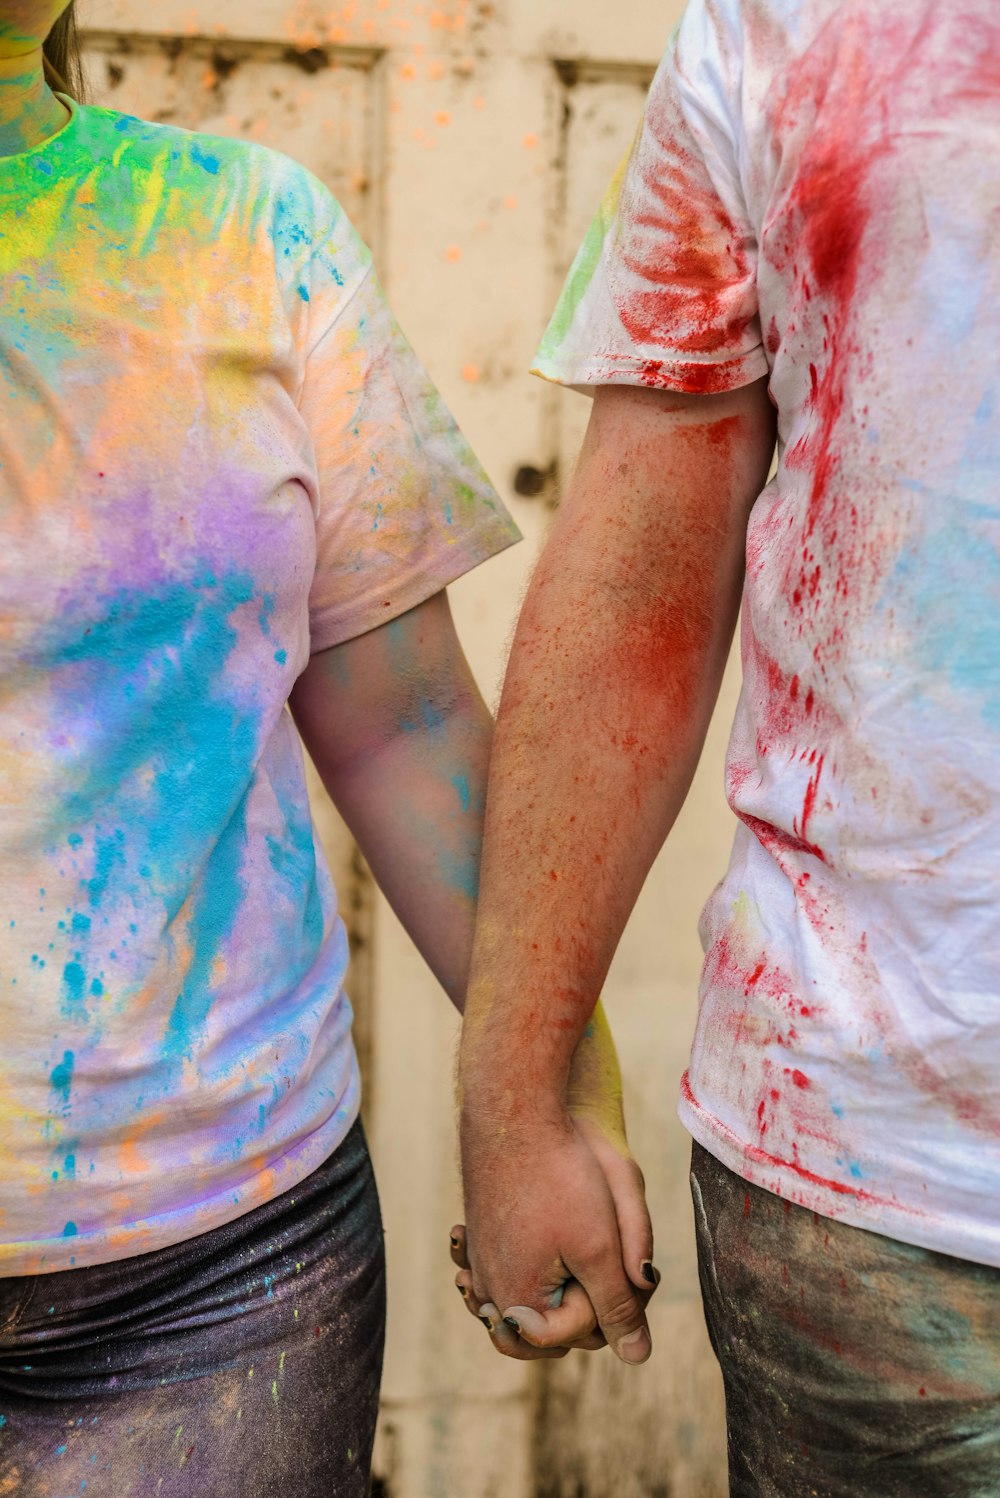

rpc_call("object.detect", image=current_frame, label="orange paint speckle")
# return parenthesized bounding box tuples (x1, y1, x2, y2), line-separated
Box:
(435, 110, 452, 127)
(445, 245, 463, 264)
(461, 363, 480, 383)
(504, 194, 519, 210)
(523, 131, 539, 149)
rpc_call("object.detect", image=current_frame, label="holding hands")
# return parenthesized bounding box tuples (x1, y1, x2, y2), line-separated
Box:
(454, 1001, 657, 1364)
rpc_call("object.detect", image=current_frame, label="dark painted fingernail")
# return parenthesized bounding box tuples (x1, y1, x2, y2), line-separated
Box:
(450, 1234, 460, 1249)
(480, 1314, 495, 1333)
(641, 1260, 659, 1286)
(502, 1315, 520, 1333)
(457, 1283, 468, 1299)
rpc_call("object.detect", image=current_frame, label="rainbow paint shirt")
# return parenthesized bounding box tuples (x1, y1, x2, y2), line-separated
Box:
(537, 0, 1000, 1265)
(0, 98, 518, 1274)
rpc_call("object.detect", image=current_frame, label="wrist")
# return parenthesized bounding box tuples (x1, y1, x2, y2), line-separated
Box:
(458, 1060, 569, 1137)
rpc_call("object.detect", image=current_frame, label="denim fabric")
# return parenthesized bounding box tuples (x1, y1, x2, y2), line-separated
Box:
(0, 1119, 385, 1497)
(691, 1141, 1000, 1497)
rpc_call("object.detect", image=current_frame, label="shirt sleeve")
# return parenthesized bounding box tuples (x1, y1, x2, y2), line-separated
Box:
(287, 177, 521, 653)
(533, 0, 766, 396)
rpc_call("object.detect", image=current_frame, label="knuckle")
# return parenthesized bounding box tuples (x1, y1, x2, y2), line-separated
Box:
(598, 1292, 642, 1329)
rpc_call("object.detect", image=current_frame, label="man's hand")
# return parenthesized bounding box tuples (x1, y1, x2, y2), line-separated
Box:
(454, 1001, 657, 1362)
(455, 1110, 654, 1362)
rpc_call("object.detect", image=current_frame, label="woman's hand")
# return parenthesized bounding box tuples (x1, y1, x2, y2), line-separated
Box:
(455, 1001, 657, 1363)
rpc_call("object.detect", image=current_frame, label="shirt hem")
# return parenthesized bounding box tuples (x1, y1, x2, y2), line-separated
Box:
(678, 1072, 1000, 1272)
(531, 345, 769, 398)
(308, 522, 521, 653)
(1, 1085, 361, 1278)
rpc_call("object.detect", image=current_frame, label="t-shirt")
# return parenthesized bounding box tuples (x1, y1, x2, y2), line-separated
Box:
(536, 0, 1000, 1265)
(0, 98, 519, 1275)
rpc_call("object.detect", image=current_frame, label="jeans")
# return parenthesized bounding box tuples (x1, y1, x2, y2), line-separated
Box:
(691, 1141, 1000, 1497)
(0, 1119, 385, 1497)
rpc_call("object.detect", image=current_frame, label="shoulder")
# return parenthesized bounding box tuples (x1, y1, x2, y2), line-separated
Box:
(72, 101, 343, 227)
(71, 101, 364, 288)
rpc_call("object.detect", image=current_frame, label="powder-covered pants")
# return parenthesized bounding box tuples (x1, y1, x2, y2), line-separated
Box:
(0, 1119, 385, 1498)
(691, 1141, 1000, 1497)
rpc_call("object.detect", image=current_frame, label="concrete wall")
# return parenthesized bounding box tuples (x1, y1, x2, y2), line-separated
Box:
(80, 3, 734, 1491)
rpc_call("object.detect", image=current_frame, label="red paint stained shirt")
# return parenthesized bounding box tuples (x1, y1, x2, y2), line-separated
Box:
(535, 0, 1000, 1267)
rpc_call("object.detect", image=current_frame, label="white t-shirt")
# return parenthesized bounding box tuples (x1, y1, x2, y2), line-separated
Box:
(0, 101, 518, 1275)
(536, 0, 1000, 1265)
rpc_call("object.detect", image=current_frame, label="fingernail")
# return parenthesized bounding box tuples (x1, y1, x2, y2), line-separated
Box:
(457, 1283, 468, 1299)
(617, 1327, 652, 1364)
(502, 1315, 520, 1333)
(641, 1261, 659, 1286)
(450, 1235, 460, 1250)
(480, 1314, 495, 1333)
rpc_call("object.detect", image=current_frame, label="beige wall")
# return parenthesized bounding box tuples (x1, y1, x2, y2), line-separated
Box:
(80, 3, 735, 1491)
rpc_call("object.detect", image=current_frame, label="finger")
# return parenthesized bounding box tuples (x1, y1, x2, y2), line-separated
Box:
(449, 1224, 470, 1270)
(478, 1301, 570, 1362)
(501, 1281, 598, 1350)
(603, 1153, 659, 1294)
(455, 1268, 485, 1319)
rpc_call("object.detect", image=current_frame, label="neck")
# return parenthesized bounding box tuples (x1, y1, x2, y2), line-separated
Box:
(0, 49, 69, 157)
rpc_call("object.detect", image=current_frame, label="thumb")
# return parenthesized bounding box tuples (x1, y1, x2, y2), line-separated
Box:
(568, 1239, 651, 1365)
(574, 1116, 657, 1295)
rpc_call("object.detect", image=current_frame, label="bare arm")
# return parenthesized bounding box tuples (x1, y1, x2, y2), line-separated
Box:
(291, 590, 490, 1010)
(458, 378, 776, 1360)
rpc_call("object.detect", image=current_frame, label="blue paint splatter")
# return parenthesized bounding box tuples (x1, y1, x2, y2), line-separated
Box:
(274, 649, 287, 666)
(61, 1222, 77, 1238)
(62, 961, 86, 1012)
(50, 1051, 74, 1103)
(451, 773, 471, 813)
(297, 285, 310, 302)
(191, 144, 220, 176)
(48, 571, 262, 1061)
(87, 830, 125, 908)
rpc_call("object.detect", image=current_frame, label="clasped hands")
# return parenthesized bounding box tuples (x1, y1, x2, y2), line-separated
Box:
(454, 1002, 658, 1364)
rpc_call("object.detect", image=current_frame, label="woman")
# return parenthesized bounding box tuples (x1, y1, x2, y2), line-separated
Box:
(0, 3, 529, 1492)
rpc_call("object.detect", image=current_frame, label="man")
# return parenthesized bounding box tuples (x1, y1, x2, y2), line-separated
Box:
(456, 0, 1000, 1490)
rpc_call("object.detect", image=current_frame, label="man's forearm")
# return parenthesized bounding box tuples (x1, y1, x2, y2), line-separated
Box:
(460, 381, 776, 1117)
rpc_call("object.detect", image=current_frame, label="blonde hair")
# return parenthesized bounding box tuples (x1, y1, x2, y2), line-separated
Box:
(43, 4, 86, 102)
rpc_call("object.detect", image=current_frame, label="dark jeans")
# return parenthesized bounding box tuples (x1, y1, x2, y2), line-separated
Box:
(0, 1119, 385, 1498)
(691, 1141, 1000, 1497)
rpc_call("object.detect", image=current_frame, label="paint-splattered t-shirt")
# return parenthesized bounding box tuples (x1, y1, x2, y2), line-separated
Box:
(537, 0, 1000, 1265)
(0, 98, 518, 1275)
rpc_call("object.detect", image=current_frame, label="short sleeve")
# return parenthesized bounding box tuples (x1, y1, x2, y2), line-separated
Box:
(288, 180, 520, 652)
(533, 0, 766, 396)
